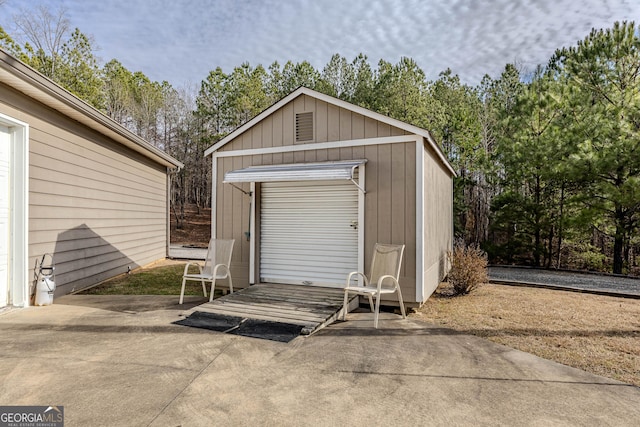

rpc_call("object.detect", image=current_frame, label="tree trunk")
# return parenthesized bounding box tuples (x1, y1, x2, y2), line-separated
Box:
(613, 207, 625, 274)
(546, 225, 554, 268)
(556, 183, 565, 269)
(172, 203, 184, 229)
(533, 175, 541, 267)
(470, 171, 491, 245)
(613, 233, 624, 274)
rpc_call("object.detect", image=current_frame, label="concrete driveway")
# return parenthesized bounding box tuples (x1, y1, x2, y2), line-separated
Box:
(0, 295, 638, 426)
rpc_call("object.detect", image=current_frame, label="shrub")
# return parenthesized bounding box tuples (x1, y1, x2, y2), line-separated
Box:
(447, 245, 489, 296)
(576, 249, 607, 271)
(564, 241, 608, 272)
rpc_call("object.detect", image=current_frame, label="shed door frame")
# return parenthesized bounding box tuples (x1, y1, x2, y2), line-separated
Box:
(249, 165, 365, 286)
(0, 113, 29, 308)
(258, 180, 359, 287)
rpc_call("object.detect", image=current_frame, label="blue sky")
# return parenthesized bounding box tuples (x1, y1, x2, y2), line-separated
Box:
(1, 0, 638, 87)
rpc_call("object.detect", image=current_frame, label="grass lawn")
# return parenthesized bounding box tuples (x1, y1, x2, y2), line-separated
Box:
(412, 283, 640, 387)
(80, 261, 206, 296)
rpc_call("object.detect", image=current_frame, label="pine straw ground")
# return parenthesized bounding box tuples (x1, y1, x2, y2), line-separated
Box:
(170, 204, 211, 246)
(412, 283, 640, 387)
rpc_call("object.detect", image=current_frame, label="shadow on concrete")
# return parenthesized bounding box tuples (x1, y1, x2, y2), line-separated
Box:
(0, 321, 211, 335)
(323, 321, 639, 339)
(318, 322, 464, 337)
(55, 295, 207, 313)
(327, 369, 636, 388)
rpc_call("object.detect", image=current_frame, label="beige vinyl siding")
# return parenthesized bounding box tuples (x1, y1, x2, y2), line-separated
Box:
(423, 141, 454, 301)
(215, 141, 417, 301)
(1, 83, 168, 296)
(219, 94, 410, 152)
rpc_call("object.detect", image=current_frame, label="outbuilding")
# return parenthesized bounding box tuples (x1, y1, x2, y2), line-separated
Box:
(205, 87, 455, 306)
(0, 49, 182, 308)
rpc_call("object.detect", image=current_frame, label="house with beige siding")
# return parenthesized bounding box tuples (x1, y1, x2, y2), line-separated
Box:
(205, 87, 455, 306)
(0, 49, 182, 308)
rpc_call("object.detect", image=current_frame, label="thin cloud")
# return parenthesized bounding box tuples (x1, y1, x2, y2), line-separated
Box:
(0, 0, 637, 86)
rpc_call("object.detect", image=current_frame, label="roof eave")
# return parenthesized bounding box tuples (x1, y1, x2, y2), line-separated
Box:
(204, 86, 455, 176)
(0, 49, 183, 170)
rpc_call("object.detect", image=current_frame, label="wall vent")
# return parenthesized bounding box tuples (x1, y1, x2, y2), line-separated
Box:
(295, 112, 314, 142)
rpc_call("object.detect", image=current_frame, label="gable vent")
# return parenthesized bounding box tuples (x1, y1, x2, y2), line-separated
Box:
(295, 112, 314, 142)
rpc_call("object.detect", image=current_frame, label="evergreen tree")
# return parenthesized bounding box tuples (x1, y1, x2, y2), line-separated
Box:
(57, 28, 103, 108)
(492, 67, 570, 266)
(551, 21, 640, 273)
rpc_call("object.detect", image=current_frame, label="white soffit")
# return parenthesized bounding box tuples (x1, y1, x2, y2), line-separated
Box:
(223, 160, 366, 183)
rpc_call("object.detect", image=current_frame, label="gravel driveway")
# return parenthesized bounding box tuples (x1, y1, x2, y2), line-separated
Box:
(489, 266, 640, 297)
(168, 244, 207, 260)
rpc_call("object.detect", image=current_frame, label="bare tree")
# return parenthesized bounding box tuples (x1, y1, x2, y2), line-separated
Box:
(13, 3, 70, 78)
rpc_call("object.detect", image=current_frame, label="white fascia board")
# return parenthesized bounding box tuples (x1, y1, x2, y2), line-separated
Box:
(211, 135, 414, 159)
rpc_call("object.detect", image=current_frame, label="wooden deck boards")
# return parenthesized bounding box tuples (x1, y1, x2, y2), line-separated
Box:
(191, 283, 358, 334)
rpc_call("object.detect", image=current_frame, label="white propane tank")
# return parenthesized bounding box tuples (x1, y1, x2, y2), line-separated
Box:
(35, 274, 55, 306)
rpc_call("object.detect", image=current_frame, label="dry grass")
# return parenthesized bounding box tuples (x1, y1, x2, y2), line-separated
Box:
(412, 283, 640, 386)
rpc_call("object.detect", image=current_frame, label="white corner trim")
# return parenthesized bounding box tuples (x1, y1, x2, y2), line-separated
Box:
(249, 181, 256, 285)
(415, 139, 425, 303)
(358, 164, 365, 275)
(0, 112, 29, 307)
(211, 155, 217, 239)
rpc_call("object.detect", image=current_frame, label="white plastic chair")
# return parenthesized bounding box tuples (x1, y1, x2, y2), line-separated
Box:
(342, 243, 406, 328)
(179, 239, 235, 304)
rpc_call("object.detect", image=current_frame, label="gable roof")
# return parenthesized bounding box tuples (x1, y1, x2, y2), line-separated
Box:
(0, 49, 182, 170)
(204, 87, 455, 176)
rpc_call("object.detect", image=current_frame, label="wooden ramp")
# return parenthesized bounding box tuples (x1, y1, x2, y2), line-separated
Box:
(191, 283, 358, 335)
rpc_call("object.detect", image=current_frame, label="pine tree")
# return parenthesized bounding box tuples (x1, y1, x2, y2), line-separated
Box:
(551, 21, 640, 273)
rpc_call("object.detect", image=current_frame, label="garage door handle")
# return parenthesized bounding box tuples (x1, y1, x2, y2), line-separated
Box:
(350, 221, 358, 230)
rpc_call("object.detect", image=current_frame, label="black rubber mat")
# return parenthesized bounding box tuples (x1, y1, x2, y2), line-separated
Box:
(173, 311, 243, 332)
(227, 318, 304, 343)
(174, 311, 303, 342)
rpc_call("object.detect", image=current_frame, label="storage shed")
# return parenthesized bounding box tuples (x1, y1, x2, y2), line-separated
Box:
(205, 87, 455, 306)
(0, 49, 182, 308)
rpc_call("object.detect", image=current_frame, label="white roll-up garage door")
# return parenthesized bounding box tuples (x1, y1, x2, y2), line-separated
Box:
(260, 180, 358, 287)
(0, 125, 10, 307)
